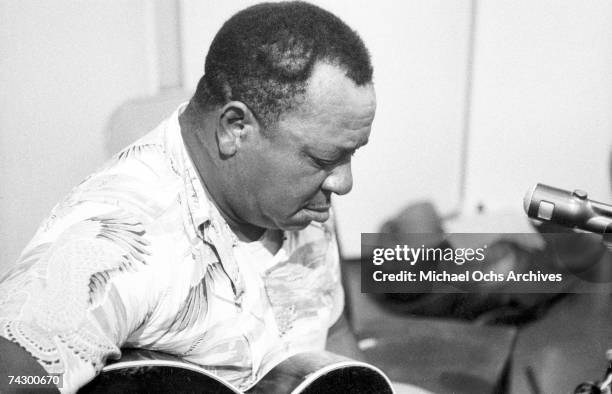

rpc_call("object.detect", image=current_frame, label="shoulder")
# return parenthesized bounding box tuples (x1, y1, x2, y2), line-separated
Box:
(18, 125, 192, 268)
(66, 127, 184, 224)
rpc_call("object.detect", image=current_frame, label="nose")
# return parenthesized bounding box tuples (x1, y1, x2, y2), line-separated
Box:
(322, 161, 353, 196)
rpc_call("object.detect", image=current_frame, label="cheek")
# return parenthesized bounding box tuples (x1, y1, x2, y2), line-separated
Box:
(249, 149, 326, 208)
(271, 176, 321, 201)
(286, 167, 327, 196)
(262, 171, 326, 210)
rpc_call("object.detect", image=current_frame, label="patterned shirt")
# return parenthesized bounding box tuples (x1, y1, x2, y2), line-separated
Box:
(0, 104, 344, 393)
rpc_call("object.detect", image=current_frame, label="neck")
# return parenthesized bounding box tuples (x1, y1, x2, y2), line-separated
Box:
(179, 103, 267, 242)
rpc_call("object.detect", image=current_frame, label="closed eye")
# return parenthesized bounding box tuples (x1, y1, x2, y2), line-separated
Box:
(311, 151, 354, 169)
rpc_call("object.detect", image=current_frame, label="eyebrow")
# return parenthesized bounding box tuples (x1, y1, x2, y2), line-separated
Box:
(307, 136, 369, 159)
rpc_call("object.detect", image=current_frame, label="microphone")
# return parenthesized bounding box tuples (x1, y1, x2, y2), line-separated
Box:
(523, 183, 612, 234)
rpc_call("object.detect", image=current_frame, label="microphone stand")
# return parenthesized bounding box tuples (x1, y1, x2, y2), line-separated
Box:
(525, 184, 612, 393)
(573, 234, 612, 394)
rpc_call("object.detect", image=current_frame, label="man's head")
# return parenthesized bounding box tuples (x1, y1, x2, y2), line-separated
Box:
(193, 1, 373, 129)
(183, 1, 376, 235)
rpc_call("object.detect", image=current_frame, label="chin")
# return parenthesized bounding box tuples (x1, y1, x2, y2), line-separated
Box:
(278, 221, 311, 232)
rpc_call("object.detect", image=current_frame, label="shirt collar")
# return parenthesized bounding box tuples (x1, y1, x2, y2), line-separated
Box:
(163, 103, 242, 244)
(164, 103, 245, 299)
(163, 103, 213, 236)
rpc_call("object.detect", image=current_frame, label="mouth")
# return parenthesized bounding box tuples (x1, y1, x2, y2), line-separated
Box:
(304, 204, 331, 212)
(303, 204, 331, 223)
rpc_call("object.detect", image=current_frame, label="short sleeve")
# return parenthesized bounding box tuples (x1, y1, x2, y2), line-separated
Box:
(0, 204, 156, 392)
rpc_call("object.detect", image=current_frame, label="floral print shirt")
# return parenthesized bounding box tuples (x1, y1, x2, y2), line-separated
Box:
(0, 104, 344, 393)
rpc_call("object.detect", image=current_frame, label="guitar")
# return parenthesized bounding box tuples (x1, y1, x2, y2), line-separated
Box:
(80, 349, 395, 393)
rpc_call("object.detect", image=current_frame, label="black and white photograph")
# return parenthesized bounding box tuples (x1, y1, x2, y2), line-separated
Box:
(1, 1, 612, 393)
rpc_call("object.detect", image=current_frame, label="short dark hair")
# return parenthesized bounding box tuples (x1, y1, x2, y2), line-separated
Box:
(191, 1, 373, 128)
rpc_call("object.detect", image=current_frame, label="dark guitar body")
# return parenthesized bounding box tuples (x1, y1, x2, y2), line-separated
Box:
(80, 350, 394, 394)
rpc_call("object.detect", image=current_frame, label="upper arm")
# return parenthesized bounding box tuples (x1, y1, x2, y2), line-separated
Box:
(0, 207, 156, 392)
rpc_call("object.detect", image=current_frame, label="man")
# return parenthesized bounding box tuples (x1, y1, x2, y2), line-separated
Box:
(0, 1, 376, 392)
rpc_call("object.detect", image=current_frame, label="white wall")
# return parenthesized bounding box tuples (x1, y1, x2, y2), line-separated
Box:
(464, 0, 612, 214)
(0, 0, 158, 269)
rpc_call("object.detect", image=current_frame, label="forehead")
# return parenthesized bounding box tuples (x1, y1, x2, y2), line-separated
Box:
(276, 63, 377, 150)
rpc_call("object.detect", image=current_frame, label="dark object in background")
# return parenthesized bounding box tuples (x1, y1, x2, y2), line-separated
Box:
(376, 202, 607, 326)
(377, 202, 447, 302)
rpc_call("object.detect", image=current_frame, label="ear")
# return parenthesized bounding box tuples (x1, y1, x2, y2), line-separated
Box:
(217, 101, 261, 157)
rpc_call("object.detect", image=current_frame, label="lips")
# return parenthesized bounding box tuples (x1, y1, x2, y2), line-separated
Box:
(305, 205, 330, 212)
(303, 205, 331, 223)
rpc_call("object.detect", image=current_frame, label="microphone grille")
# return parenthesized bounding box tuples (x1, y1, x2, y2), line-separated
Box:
(523, 184, 537, 214)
